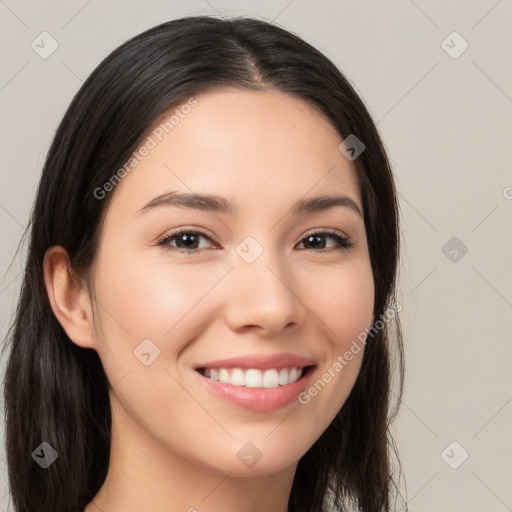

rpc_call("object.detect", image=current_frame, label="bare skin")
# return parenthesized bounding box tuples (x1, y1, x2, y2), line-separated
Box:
(43, 88, 374, 512)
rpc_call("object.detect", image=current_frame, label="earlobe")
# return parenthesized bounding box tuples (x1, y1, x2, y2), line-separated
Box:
(43, 246, 96, 350)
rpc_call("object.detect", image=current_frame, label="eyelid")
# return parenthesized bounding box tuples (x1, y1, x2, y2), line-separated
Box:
(302, 227, 349, 239)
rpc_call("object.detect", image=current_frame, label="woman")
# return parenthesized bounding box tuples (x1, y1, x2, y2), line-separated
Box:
(2, 15, 405, 512)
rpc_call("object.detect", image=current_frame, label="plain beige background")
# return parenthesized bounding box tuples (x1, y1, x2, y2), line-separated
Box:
(1, 1, 511, 510)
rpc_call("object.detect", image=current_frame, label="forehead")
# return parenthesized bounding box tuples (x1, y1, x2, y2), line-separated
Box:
(105, 88, 361, 220)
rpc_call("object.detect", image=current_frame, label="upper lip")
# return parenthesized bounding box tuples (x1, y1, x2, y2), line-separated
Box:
(194, 352, 317, 371)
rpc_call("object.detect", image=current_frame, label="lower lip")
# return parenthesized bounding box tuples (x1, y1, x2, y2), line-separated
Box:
(196, 368, 315, 412)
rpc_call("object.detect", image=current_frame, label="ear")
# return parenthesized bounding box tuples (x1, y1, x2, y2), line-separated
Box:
(43, 246, 96, 350)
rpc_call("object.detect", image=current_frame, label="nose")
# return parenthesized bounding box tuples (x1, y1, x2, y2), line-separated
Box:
(222, 242, 307, 337)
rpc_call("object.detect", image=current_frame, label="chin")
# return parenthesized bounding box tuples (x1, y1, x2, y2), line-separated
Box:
(201, 435, 313, 478)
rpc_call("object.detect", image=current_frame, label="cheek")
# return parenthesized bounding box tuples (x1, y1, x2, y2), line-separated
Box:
(93, 247, 223, 340)
(297, 259, 374, 423)
(89, 245, 230, 390)
(305, 258, 375, 346)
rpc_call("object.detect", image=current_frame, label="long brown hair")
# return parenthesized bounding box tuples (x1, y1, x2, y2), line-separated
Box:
(2, 15, 405, 511)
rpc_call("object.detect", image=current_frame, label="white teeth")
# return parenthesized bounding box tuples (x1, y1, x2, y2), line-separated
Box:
(219, 368, 230, 384)
(201, 367, 305, 387)
(245, 369, 262, 388)
(278, 368, 289, 385)
(230, 368, 245, 386)
(262, 369, 279, 388)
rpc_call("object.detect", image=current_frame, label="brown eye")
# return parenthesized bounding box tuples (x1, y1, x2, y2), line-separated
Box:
(297, 231, 353, 251)
(158, 230, 217, 253)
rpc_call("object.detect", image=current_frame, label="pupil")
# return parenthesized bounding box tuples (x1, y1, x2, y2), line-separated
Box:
(178, 234, 198, 249)
(306, 235, 325, 249)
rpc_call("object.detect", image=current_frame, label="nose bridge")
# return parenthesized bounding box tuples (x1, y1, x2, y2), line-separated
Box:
(224, 234, 304, 332)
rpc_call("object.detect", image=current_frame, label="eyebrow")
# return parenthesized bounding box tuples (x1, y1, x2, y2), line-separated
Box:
(136, 191, 363, 217)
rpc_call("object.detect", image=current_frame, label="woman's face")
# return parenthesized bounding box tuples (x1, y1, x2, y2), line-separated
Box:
(87, 88, 374, 477)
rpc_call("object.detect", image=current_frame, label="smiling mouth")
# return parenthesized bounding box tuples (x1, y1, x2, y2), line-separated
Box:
(196, 366, 314, 388)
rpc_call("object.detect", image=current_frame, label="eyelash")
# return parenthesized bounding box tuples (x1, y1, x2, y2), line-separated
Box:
(156, 228, 354, 254)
